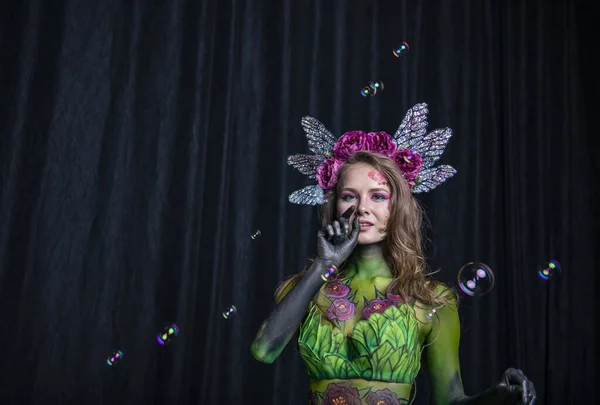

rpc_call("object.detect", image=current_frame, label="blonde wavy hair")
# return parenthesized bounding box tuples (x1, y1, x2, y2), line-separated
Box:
(275, 151, 456, 310)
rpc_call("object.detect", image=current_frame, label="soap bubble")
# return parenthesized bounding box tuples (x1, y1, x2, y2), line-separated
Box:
(250, 230, 261, 240)
(106, 350, 124, 366)
(360, 80, 384, 97)
(426, 307, 438, 320)
(156, 324, 179, 345)
(538, 259, 561, 281)
(458, 262, 495, 297)
(393, 42, 409, 57)
(361, 86, 375, 97)
(222, 305, 237, 319)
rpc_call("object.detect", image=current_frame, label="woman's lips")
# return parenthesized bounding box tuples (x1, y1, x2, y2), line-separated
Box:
(359, 223, 373, 229)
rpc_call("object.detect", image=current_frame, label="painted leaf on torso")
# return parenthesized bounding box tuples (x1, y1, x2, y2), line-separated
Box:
(315, 320, 333, 357)
(380, 321, 407, 349)
(368, 341, 396, 380)
(322, 354, 353, 379)
(350, 355, 373, 379)
(298, 342, 323, 377)
(329, 329, 348, 358)
(350, 320, 379, 356)
(366, 312, 390, 339)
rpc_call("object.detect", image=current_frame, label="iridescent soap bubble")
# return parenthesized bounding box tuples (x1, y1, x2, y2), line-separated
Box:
(360, 80, 384, 97)
(106, 350, 124, 366)
(222, 305, 237, 319)
(250, 230, 261, 240)
(156, 324, 179, 345)
(393, 42, 410, 57)
(425, 307, 438, 320)
(538, 259, 561, 281)
(361, 86, 375, 97)
(458, 262, 495, 297)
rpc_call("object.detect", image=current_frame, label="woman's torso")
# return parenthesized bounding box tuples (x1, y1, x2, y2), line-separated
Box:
(298, 274, 434, 405)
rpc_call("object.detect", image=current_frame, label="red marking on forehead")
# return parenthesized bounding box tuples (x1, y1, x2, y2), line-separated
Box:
(367, 170, 387, 186)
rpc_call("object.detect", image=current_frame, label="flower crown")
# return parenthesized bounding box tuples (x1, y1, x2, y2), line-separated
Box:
(287, 103, 457, 205)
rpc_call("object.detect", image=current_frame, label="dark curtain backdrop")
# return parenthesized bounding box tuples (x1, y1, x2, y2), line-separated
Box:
(0, 0, 597, 404)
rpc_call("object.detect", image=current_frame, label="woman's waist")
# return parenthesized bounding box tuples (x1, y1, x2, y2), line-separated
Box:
(309, 378, 412, 403)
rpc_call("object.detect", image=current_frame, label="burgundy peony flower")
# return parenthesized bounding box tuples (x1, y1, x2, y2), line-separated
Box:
(316, 157, 344, 191)
(308, 390, 319, 405)
(366, 388, 402, 405)
(390, 148, 423, 183)
(386, 291, 405, 303)
(322, 381, 362, 405)
(362, 299, 395, 319)
(325, 281, 351, 298)
(326, 298, 356, 321)
(333, 131, 369, 159)
(364, 131, 397, 155)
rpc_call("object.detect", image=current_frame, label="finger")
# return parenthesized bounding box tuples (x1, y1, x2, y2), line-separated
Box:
(340, 206, 355, 220)
(332, 221, 342, 238)
(502, 386, 524, 405)
(504, 368, 527, 385)
(349, 214, 361, 240)
(521, 379, 529, 404)
(325, 225, 334, 240)
(340, 218, 350, 235)
(524, 381, 536, 405)
(496, 383, 522, 396)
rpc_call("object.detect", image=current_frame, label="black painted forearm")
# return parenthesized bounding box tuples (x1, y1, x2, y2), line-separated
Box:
(250, 259, 332, 363)
(450, 389, 499, 405)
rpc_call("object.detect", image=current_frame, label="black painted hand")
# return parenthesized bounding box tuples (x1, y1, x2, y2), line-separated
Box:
(494, 368, 537, 405)
(316, 206, 360, 267)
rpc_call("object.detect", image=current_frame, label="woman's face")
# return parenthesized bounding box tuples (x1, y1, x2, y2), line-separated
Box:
(336, 163, 391, 245)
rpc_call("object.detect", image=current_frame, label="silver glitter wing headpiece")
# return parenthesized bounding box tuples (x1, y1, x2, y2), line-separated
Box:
(287, 103, 457, 205)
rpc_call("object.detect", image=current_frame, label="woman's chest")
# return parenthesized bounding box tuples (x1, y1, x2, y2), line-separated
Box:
(313, 277, 433, 345)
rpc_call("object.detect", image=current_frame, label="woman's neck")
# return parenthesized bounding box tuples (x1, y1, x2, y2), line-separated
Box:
(344, 241, 393, 280)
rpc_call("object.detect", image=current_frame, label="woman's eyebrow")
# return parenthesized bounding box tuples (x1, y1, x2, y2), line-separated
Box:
(340, 187, 389, 193)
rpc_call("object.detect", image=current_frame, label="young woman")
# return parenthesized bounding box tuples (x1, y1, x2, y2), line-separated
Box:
(251, 104, 536, 405)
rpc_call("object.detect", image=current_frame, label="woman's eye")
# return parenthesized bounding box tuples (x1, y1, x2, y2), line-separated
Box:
(373, 194, 388, 201)
(341, 194, 355, 201)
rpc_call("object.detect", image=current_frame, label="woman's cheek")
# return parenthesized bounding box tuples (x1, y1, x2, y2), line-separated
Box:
(337, 200, 351, 217)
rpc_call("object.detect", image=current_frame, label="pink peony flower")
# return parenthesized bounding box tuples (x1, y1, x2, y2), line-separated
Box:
(333, 131, 398, 160)
(362, 299, 395, 319)
(386, 291, 405, 303)
(333, 131, 369, 159)
(366, 388, 403, 405)
(322, 382, 362, 405)
(326, 298, 356, 321)
(316, 157, 344, 191)
(325, 280, 351, 298)
(308, 390, 319, 405)
(364, 131, 397, 155)
(390, 148, 423, 183)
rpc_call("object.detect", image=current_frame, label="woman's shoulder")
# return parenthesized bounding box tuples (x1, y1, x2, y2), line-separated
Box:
(425, 280, 455, 295)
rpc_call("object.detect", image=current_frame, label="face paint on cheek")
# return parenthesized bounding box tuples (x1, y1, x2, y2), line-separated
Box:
(367, 170, 388, 186)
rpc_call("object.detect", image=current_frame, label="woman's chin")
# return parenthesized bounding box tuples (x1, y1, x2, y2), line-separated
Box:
(357, 234, 385, 245)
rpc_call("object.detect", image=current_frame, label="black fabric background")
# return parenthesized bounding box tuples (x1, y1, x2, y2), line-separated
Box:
(0, 1, 597, 404)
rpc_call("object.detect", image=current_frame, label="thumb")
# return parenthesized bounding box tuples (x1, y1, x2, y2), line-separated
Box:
(495, 384, 523, 400)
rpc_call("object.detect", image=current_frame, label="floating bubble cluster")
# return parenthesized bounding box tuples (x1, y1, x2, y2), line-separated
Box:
(106, 350, 124, 366)
(250, 230, 261, 240)
(361, 81, 384, 97)
(222, 305, 237, 319)
(156, 324, 179, 346)
(393, 42, 409, 57)
(538, 259, 561, 281)
(458, 262, 495, 297)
